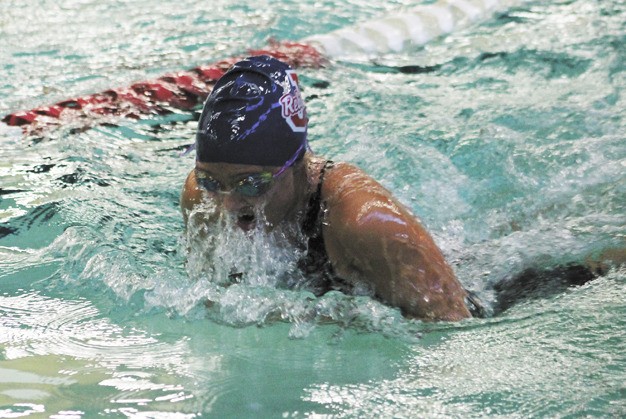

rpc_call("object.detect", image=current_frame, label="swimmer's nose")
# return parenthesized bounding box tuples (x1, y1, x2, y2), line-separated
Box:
(219, 193, 246, 213)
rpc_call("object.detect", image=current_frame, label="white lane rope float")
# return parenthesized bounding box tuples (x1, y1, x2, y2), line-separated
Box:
(1, 0, 525, 135)
(305, 0, 524, 58)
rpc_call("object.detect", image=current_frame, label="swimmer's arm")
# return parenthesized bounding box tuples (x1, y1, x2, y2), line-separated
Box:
(321, 163, 471, 321)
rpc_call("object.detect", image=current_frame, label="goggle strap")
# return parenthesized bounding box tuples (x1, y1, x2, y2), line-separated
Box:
(273, 143, 306, 178)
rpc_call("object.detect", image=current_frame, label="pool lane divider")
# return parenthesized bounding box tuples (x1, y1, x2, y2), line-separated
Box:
(2, 42, 327, 137)
(2, 0, 522, 136)
(305, 0, 524, 57)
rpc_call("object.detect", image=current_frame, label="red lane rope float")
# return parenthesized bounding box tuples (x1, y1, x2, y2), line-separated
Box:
(2, 41, 328, 135)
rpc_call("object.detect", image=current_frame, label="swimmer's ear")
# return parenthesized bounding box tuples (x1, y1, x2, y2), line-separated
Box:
(180, 169, 202, 210)
(181, 170, 203, 221)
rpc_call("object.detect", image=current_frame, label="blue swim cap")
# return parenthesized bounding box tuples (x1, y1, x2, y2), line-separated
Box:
(196, 55, 308, 166)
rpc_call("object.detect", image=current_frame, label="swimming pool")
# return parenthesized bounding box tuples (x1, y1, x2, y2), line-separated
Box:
(1, 0, 625, 417)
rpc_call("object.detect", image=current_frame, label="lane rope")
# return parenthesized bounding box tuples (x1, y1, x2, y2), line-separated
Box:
(305, 0, 522, 58)
(1, 0, 524, 136)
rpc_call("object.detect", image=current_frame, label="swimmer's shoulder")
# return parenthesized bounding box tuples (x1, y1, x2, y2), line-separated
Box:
(318, 161, 471, 320)
(320, 161, 398, 217)
(320, 161, 417, 246)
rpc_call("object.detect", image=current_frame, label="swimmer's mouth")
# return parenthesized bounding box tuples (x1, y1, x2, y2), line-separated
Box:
(236, 212, 256, 230)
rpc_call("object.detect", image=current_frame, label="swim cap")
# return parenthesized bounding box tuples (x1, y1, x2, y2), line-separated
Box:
(196, 55, 308, 166)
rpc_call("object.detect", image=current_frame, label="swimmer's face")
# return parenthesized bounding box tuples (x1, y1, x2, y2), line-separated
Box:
(181, 161, 302, 231)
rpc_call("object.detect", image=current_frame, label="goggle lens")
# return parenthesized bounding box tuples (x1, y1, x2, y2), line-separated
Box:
(196, 173, 220, 192)
(194, 145, 304, 197)
(196, 171, 273, 197)
(235, 174, 273, 197)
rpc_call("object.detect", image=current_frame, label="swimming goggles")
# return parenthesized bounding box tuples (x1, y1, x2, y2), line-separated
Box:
(195, 145, 305, 198)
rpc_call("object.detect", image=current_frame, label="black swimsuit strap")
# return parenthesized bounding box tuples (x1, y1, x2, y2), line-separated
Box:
(297, 160, 337, 295)
(301, 160, 334, 236)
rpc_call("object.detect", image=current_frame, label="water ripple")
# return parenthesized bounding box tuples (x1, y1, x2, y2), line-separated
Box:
(0, 292, 190, 372)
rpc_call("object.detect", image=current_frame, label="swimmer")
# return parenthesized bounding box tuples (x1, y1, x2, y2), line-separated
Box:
(180, 55, 475, 321)
(180, 55, 624, 321)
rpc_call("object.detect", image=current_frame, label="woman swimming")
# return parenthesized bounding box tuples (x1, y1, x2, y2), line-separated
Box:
(180, 55, 623, 321)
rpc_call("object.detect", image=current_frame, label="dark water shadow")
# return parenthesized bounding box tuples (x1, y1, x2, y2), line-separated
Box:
(492, 264, 602, 316)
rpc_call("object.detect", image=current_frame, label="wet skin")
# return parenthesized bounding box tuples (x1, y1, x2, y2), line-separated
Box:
(181, 153, 472, 321)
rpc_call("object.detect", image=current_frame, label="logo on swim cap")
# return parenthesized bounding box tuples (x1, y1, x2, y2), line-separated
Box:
(280, 70, 306, 133)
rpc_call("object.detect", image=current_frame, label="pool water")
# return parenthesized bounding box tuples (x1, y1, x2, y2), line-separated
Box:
(1, 0, 625, 417)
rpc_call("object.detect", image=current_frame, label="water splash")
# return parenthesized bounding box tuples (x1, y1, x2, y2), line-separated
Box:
(183, 201, 306, 288)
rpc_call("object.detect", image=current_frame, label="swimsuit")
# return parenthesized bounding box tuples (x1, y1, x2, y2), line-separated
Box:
(297, 160, 347, 295)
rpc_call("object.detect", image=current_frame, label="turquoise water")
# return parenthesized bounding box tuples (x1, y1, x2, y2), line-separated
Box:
(1, 0, 625, 417)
